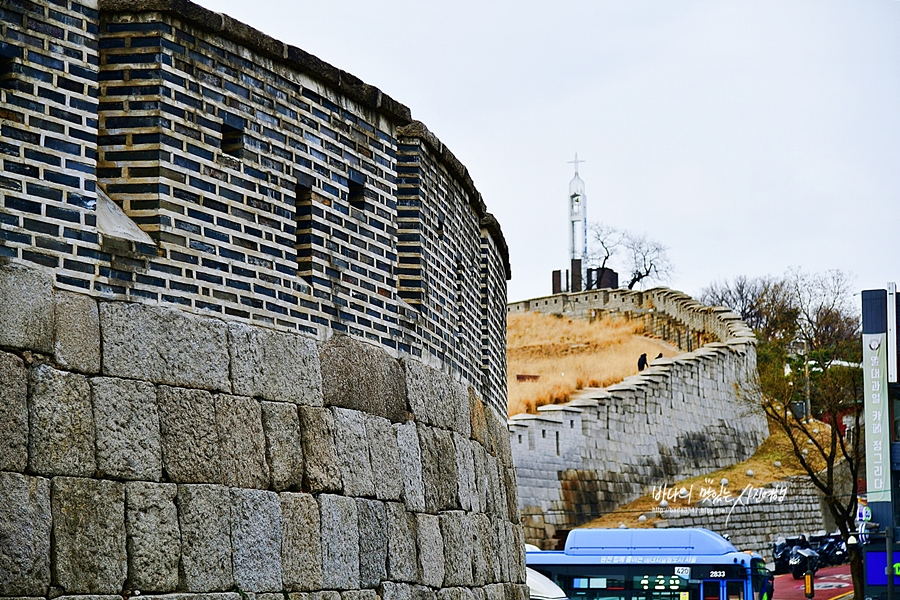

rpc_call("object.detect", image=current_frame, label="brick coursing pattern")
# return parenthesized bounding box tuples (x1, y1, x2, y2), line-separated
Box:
(0, 0, 510, 416)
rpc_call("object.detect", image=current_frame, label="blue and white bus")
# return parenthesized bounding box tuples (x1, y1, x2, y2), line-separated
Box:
(526, 529, 771, 600)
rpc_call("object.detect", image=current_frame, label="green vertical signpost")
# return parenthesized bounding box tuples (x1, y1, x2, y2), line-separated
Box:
(864, 332, 893, 600)
(864, 332, 891, 502)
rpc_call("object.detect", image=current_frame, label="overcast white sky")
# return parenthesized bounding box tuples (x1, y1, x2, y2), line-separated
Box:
(196, 0, 900, 303)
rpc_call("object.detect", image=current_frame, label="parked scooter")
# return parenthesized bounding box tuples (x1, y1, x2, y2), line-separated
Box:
(789, 545, 819, 580)
(773, 535, 809, 575)
(772, 538, 790, 575)
(812, 534, 848, 567)
(830, 538, 848, 565)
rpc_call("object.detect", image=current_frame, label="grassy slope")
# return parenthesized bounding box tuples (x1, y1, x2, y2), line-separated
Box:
(507, 311, 678, 415)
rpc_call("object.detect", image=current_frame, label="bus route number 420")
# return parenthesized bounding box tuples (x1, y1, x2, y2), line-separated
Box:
(675, 568, 691, 578)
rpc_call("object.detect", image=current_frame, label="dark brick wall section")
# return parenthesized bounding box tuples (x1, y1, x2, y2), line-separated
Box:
(0, 0, 101, 276)
(0, 0, 510, 416)
(99, 0, 413, 124)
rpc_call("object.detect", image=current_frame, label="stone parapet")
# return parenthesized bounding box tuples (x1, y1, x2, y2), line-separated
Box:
(0, 263, 527, 598)
(508, 287, 767, 546)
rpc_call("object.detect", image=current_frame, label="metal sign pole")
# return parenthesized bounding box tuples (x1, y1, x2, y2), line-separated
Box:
(889, 526, 895, 600)
(888, 282, 897, 383)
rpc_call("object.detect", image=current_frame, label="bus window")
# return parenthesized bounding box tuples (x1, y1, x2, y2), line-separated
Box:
(703, 581, 721, 600)
(726, 582, 743, 600)
(562, 574, 627, 600)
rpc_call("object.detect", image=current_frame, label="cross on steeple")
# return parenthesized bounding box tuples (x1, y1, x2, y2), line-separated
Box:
(568, 153, 584, 175)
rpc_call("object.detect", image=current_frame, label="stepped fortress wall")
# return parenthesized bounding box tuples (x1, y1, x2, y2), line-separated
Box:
(0, 1, 525, 599)
(507, 288, 770, 546)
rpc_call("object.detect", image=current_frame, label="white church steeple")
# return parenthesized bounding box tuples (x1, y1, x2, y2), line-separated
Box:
(567, 154, 587, 264)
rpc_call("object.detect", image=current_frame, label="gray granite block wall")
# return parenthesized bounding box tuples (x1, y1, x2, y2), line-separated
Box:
(0, 264, 527, 599)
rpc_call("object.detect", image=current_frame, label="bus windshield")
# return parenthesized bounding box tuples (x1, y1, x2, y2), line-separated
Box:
(526, 529, 764, 600)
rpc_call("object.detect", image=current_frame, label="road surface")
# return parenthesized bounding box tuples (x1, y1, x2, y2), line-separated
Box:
(774, 564, 852, 600)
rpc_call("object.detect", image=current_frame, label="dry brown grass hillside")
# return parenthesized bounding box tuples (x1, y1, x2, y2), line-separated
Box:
(507, 312, 678, 416)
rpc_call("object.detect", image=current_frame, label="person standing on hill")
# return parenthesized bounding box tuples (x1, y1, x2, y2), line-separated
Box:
(637, 353, 648, 371)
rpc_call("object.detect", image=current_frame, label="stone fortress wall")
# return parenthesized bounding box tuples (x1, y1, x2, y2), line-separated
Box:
(506, 288, 770, 546)
(0, 264, 525, 600)
(0, 0, 524, 599)
(0, 0, 509, 416)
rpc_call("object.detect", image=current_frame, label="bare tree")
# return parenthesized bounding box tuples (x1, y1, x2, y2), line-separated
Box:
(701, 275, 798, 343)
(701, 275, 764, 323)
(719, 270, 864, 595)
(587, 223, 624, 272)
(623, 232, 672, 290)
(787, 268, 859, 363)
(587, 224, 672, 290)
(754, 351, 863, 595)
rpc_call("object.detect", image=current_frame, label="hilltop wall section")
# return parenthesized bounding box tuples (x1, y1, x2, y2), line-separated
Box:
(0, 0, 523, 598)
(506, 288, 769, 547)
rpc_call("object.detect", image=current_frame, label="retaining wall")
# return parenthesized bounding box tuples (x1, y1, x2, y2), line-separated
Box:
(657, 477, 830, 561)
(507, 288, 769, 546)
(0, 263, 526, 599)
